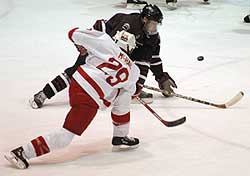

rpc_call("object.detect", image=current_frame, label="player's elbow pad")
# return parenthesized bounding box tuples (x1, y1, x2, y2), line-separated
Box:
(68, 27, 79, 43)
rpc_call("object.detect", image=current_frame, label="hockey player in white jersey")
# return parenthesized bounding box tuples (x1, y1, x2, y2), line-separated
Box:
(4, 28, 140, 169)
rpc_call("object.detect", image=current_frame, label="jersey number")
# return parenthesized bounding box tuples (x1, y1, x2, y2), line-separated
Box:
(97, 58, 129, 86)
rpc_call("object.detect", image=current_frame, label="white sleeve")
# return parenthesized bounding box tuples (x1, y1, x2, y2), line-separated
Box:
(122, 64, 140, 95)
(70, 28, 119, 60)
(71, 29, 102, 54)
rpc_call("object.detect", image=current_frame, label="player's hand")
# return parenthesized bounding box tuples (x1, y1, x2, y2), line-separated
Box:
(132, 84, 142, 99)
(156, 72, 177, 97)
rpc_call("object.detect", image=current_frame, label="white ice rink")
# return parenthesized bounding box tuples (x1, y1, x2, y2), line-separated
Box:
(0, 0, 250, 175)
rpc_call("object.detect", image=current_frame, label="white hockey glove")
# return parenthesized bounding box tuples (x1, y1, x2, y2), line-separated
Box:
(113, 30, 136, 54)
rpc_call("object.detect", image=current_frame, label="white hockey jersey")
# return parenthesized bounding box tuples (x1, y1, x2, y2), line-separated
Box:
(69, 28, 140, 110)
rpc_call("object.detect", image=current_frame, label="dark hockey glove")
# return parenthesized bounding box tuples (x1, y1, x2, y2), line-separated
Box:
(155, 72, 177, 97)
(75, 44, 87, 56)
(132, 83, 143, 99)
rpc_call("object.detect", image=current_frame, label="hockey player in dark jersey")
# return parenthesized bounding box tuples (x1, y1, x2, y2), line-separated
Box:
(30, 4, 177, 109)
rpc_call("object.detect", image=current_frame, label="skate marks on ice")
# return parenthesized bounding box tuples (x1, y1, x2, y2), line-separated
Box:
(232, 29, 250, 35)
(185, 124, 250, 152)
(112, 2, 127, 9)
(163, 0, 219, 14)
(28, 100, 69, 109)
(177, 56, 249, 85)
(0, 0, 13, 19)
(25, 139, 151, 168)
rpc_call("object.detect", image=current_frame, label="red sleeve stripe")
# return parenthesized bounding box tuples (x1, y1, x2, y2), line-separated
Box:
(77, 67, 111, 107)
(68, 27, 79, 42)
(150, 61, 162, 66)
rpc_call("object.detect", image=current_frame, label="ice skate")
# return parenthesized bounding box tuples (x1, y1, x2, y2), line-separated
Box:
(4, 147, 29, 169)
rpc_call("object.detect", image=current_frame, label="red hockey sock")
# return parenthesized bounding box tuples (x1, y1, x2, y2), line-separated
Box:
(31, 136, 50, 157)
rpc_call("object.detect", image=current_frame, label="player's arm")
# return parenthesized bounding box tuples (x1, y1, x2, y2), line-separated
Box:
(150, 35, 177, 96)
(68, 27, 104, 56)
(92, 19, 107, 32)
(92, 14, 122, 34)
(68, 27, 88, 56)
(105, 13, 124, 36)
(132, 46, 152, 94)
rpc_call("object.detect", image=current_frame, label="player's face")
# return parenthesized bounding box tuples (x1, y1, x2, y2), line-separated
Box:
(144, 18, 160, 34)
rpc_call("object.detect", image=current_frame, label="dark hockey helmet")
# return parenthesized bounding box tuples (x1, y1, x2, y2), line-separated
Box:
(141, 4, 163, 24)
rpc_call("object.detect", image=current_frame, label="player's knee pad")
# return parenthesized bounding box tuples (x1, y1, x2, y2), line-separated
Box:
(64, 55, 87, 78)
(43, 73, 70, 99)
(43, 128, 75, 150)
(111, 89, 131, 116)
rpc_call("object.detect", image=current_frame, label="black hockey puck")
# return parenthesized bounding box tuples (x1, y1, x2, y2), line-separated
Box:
(197, 56, 204, 61)
(244, 14, 250, 23)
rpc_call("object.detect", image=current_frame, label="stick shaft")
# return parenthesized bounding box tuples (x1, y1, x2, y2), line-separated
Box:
(136, 96, 186, 127)
(143, 85, 224, 108)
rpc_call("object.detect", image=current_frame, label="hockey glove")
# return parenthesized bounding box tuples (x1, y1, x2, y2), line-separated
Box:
(155, 72, 177, 97)
(132, 83, 143, 99)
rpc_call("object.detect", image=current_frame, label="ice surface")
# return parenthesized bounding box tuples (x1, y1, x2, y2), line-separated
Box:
(0, 0, 250, 175)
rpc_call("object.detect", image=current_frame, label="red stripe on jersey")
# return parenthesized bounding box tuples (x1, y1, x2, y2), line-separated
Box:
(77, 67, 111, 107)
(111, 112, 130, 126)
(31, 136, 50, 157)
(68, 27, 79, 43)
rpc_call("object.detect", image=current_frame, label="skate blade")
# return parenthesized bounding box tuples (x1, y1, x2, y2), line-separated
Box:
(202, 1, 210, 4)
(126, 3, 145, 9)
(29, 98, 39, 109)
(112, 144, 139, 152)
(166, 3, 178, 10)
(4, 154, 26, 169)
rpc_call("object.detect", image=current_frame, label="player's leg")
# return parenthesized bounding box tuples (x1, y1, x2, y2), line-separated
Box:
(203, 0, 210, 4)
(166, 0, 178, 10)
(29, 54, 87, 109)
(111, 89, 139, 150)
(126, 0, 147, 9)
(5, 79, 99, 169)
(63, 79, 99, 136)
(4, 128, 75, 169)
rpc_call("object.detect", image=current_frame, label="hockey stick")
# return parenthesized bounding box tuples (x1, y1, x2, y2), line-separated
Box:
(143, 85, 244, 109)
(136, 97, 186, 127)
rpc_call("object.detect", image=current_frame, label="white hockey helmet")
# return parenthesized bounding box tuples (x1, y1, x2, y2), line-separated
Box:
(113, 30, 136, 54)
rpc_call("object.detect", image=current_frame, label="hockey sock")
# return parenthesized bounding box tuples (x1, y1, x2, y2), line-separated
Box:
(43, 72, 71, 99)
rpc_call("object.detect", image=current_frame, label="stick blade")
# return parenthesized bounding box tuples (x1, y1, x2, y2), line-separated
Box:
(224, 91, 244, 108)
(163, 116, 186, 127)
(215, 91, 244, 108)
